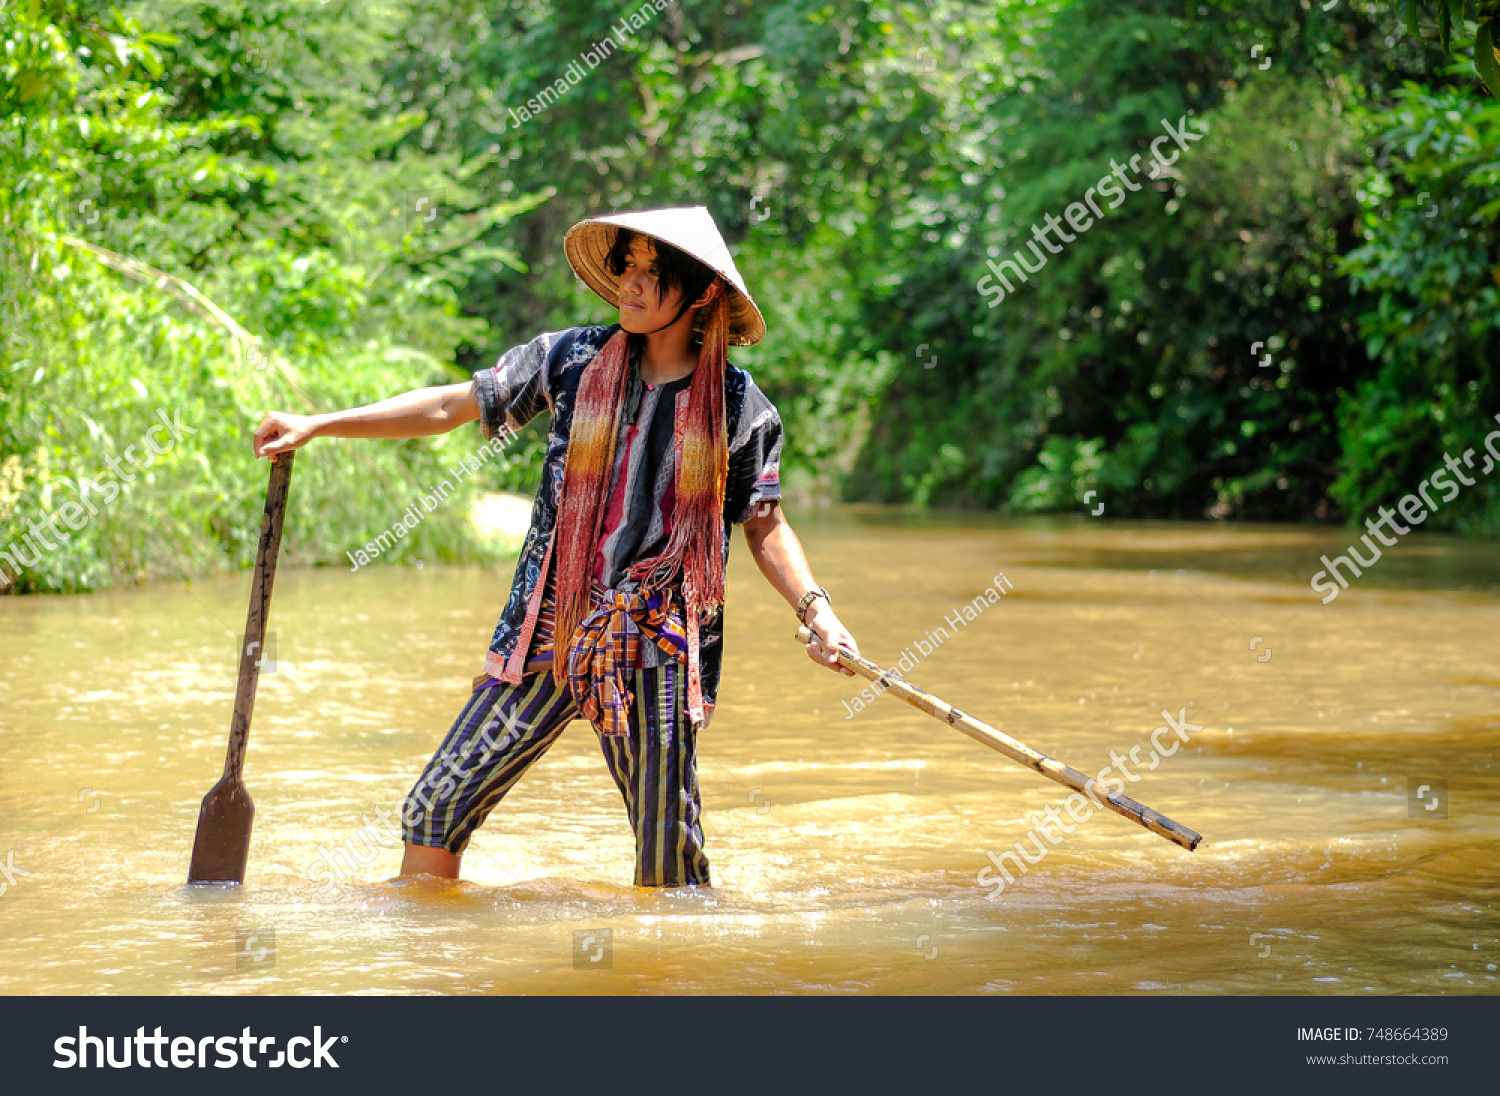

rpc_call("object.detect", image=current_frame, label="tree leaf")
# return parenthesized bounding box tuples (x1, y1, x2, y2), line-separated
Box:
(1475, 18, 1500, 100)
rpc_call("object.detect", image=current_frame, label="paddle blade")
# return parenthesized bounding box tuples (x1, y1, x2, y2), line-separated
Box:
(187, 776, 255, 885)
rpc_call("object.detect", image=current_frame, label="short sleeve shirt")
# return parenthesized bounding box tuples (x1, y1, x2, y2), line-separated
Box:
(470, 326, 782, 695)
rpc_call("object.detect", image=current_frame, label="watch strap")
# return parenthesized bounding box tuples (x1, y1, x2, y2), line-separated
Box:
(795, 587, 831, 622)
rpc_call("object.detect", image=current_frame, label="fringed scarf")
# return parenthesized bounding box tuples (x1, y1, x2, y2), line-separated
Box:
(550, 290, 731, 725)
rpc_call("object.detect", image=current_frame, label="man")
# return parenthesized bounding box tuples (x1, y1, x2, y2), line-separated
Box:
(252, 205, 858, 887)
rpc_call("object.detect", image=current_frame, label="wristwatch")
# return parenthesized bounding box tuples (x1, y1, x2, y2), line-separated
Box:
(795, 587, 832, 623)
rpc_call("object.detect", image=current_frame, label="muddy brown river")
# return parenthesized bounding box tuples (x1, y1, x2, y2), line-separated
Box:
(1, 510, 1496, 994)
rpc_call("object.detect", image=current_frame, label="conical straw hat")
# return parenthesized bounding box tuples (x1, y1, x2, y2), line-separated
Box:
(563, 205, 766, 346)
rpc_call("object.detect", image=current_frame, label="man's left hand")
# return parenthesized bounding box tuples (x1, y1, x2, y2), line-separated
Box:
(804, 601, 858, 676)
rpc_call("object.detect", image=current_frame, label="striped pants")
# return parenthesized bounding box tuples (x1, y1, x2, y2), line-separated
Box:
(401, 663, 711, 887)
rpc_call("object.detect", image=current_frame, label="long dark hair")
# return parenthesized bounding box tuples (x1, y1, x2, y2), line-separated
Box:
(605, 227, 718, 312)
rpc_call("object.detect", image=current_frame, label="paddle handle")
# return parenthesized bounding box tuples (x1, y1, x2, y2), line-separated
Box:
(221, 452, 295, 781)
(795, 625, 1201, 851)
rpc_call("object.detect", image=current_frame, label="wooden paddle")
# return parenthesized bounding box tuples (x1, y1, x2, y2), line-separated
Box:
(795, 625, 1201, 851)
(188, 452, 296, 884)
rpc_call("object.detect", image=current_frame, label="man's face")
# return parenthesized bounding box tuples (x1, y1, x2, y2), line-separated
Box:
(616, 238, 686, 334)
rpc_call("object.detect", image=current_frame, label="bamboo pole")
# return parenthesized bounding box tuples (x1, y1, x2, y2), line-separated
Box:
(794, 625, 1202, 851)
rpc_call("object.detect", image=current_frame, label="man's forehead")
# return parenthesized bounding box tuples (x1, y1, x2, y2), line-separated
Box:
(626, 238, 657, 259)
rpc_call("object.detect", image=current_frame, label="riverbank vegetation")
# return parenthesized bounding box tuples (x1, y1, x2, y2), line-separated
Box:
(3, 1, 1498, 593)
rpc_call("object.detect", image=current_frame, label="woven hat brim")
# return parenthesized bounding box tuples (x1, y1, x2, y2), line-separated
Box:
(564, 214, 766, 347)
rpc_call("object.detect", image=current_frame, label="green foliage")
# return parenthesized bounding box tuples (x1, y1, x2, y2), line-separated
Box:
(1399, 0, 1500, 98)
(850, 1, 1386, 518)
(1, 0, 537, 593)
(5, 0, 1500, 597)
(840, 0, 1496, 530)
(1336, 82, 1500, 529)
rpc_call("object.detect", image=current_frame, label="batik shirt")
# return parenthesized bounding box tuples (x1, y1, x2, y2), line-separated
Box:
(471, 324, 783, 709)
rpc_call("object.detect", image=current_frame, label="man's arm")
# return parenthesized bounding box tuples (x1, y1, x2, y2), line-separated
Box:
(252, 381, 479, 459)
(742, 502, 859, 676)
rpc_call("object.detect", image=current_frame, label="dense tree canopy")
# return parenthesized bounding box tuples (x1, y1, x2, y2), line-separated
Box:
(2, 0, 1497, 592)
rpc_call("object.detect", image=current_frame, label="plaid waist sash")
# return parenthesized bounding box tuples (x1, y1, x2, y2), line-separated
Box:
(564, 583, 705, 735)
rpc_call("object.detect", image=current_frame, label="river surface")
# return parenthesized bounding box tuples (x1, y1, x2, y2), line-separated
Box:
(1, 511, 1497, 995)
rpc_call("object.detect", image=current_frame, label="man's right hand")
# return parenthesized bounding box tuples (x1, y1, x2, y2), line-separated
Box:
(250, 382, 479, 454)
(254, 412, 321, 459)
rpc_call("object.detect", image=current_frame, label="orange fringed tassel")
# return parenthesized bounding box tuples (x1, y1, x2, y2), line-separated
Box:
(551, 330, 632, 682)
(551, 289, 732, 704)
(626, 290, 729, 614)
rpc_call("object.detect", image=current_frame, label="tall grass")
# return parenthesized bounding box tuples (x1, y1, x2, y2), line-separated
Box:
(1, 0, 548, 593)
